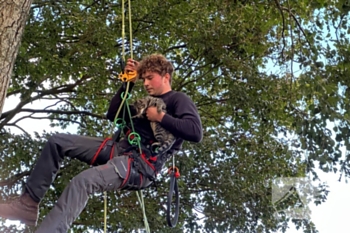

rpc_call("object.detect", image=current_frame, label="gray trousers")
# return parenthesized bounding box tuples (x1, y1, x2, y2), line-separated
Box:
(25, 133, 131, 233)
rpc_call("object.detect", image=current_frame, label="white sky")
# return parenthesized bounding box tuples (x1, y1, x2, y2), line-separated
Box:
(2, 94, 350, 233)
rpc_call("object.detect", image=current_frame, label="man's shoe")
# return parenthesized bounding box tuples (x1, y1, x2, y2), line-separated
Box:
(0, 192, 39, 226)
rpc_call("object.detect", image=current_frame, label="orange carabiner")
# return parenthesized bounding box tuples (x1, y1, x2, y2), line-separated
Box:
(168, 166, 180, 178)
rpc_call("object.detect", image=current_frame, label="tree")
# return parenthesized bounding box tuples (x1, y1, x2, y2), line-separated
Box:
(0, 0, 33, 117)
(1, 0, 350, 232)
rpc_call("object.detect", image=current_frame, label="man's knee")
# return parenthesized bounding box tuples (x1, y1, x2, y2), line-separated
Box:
(70, 171, 94, 194)
(46, 133, 68, 145)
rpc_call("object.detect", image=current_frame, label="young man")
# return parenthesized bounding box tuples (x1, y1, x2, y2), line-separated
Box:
(0, 54, 202, 232)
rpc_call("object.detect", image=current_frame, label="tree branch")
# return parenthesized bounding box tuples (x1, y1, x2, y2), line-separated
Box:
(274, 0, 287, 59)
(5, 123, 30, 135)
(0, 171, 30, 188)
(0, 75, 91, 129)
(18, 108, 105, 119)
(163, 44, 187, 54)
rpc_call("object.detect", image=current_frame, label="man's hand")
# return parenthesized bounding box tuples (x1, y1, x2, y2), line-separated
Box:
(146, 107, 165, 122)
(124, 58, 139, 83)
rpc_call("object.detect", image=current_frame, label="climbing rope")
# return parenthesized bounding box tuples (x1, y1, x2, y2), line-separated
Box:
(103, 0, 150, 232)
(104, 190, 107, 233)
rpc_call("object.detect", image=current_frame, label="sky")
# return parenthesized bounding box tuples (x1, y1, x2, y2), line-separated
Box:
(2, 92, 350, 233)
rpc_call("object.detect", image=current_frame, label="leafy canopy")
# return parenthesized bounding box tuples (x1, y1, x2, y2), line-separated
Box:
(1, 0, 350, 232)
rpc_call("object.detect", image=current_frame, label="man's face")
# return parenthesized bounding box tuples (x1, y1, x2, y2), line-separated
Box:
(141, 71, 167, 96)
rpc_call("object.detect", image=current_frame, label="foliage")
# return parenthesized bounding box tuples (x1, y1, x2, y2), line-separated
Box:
(1, 0, 350, 232)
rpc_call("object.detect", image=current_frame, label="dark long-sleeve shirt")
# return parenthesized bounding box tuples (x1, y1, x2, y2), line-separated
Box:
(106, 82, 203, 151)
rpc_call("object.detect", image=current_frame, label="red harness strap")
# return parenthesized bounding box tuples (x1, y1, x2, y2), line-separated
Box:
(90, 138, 114, 165)
(140, 152, 156, 171)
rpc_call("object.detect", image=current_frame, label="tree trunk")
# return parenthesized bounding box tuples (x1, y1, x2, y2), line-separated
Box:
(0, 0, 33, 118)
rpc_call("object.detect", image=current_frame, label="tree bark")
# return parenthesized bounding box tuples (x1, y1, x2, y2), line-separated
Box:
(0, 0, 33, 118)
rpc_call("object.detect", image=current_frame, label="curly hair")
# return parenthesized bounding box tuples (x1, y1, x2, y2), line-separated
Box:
(137, 54, 174, 84)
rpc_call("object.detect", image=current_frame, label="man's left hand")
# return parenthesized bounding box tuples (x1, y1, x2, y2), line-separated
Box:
(146, 107, 165, 122)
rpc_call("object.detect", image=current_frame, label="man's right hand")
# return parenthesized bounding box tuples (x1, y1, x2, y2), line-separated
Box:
(125, 58, 139, 83)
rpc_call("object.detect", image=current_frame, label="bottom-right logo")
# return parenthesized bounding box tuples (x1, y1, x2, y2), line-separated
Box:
(271, 177, 320, 220)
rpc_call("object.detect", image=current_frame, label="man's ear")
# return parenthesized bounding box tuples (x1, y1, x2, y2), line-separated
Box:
(164, 73, 171, 84)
